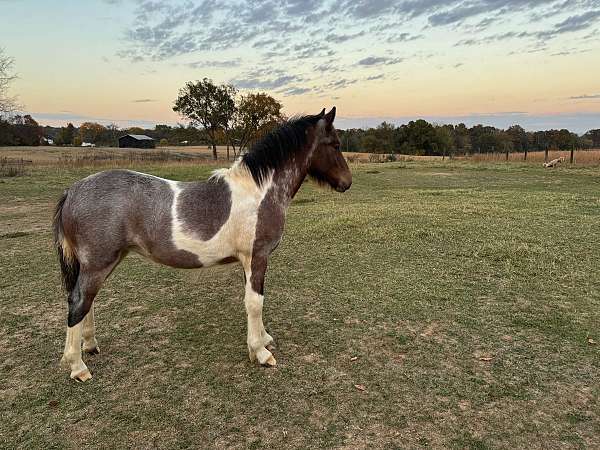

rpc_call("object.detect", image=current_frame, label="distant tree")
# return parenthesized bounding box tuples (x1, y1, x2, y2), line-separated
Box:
(127, 126, 146, 135)
(55, 122, 76, 145)
(454, 123, 471, 154)
(104, 123, 120, 146)
(173, 78, 236, 160)
(584, 129, 600, 148)
(361, 134, 382, 153)
(218, 84, 238, 159)
(507, 125, 528, 152)
(435, 125, 455, 157)
(10, 114, 42, 145)
(233, 92, 283, 156)
(78, 122, 106, 144)
(0, 48, 20, 117)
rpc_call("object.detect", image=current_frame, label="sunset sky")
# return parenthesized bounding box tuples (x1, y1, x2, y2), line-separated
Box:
(1, 0, 599, 132)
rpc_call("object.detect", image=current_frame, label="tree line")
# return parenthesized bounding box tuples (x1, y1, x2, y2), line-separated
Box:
(3, 113, 599, 157)
(337, 121, 599, 156)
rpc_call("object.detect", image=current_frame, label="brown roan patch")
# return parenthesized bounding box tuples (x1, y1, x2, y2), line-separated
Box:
(176, 177, 232, 241)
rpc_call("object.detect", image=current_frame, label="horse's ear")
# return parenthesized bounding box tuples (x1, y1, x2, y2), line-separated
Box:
(318, 108, 326, 118)
(324, 106, 336, 125)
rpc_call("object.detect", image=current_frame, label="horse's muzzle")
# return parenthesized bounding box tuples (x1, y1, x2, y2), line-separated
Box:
(335, 180, 352, 192)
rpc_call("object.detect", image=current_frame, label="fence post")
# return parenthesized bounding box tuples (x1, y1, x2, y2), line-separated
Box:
(524, 149, 528, 161)
(505, 148, 509, 161)
(570, 146, 574, 164)
(544, 148, 548, 163)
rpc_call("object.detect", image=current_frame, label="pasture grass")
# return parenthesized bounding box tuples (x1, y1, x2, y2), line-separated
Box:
(0, 160, 598, 448)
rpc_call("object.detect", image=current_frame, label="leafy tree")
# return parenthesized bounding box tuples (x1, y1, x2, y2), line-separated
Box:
(173, 78, 236, 160)
(233, 92, 283, 156)
(9, 114, 42, 145)
(435, 125, 455, 157)
(55, 123, 76, 145)
(583, 129, 600, 147)
(78, 122, 106, 144)
(507, 125, 528, 152)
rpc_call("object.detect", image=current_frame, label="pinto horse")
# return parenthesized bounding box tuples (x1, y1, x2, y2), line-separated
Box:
(54, 107, 351, 381)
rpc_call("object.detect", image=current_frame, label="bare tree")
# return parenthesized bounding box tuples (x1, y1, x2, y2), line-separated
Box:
(0, 48, 20, 117)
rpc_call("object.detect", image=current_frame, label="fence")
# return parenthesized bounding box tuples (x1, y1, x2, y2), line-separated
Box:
(465, 149, 600, 165)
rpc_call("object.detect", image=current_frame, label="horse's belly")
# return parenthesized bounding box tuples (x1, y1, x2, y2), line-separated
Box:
(169, 231, 237, 268)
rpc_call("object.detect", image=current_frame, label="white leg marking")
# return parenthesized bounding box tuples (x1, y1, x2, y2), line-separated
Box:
(82, 306, 99, 354)
(61, 322, 92, 381)
(244, 282, 275, 366)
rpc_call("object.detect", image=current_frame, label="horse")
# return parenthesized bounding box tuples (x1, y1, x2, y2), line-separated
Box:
(54, 107, 351, 381)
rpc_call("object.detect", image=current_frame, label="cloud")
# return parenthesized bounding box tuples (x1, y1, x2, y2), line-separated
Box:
(570, 93, 600, 99)
(552, 9, 600, 34)
(132, 99, 157, 103)
(185, 59, 242, 69)
(280, 86, 312, 96)
(325, 31, 366, 43)
(326, 78, 359, 90)
(357, 56, 403, 66)
(230, 69, 303, 90)
(366, 74, 385, 80)
(386, 32, 423, 43)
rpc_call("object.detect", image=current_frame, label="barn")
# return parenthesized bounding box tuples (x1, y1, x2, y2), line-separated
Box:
(118, 134, 156, 149)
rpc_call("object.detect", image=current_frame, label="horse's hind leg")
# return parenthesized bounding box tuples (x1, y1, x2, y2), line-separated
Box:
(61, 255, 121, 381)
(82, 305, 99, 354)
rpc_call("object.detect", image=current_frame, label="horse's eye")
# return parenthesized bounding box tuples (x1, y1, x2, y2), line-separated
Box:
(333, 143, 341, 151)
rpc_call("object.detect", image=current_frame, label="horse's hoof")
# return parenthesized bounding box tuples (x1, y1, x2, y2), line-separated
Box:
(262, 355, 277, 367)
(84, 346, 100, 355)
(71, 369, 92, 382)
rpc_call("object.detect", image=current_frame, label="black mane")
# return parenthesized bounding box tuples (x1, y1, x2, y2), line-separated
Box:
(242, 113, 322, 186)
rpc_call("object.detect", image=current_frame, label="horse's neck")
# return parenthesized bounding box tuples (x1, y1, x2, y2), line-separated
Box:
(269, 150, 312, 207)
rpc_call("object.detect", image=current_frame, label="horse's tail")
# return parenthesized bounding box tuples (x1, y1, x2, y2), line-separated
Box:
(53, 190, 80, 295)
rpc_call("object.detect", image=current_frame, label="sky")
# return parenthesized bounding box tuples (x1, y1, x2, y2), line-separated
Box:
(1, 0, 599, 132)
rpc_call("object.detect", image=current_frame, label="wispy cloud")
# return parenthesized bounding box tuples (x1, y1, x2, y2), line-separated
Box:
(357, 56, 403, 66)
(132, 99, 157, 103)
(570, 93, 600, 99)
(185, 59, 242, 69)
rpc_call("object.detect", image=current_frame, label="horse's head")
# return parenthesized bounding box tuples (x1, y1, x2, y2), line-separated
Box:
(308, 107, 352, 192)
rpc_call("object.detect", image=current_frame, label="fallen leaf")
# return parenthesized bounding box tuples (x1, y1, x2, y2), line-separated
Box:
(354, 384, 367, 392)
(350, 356, 358, 362)
(48, 400, 59, 408)
(588, 338, 597, 345)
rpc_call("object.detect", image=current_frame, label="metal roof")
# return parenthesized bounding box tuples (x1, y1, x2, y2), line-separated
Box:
(122, 134, 154, 140)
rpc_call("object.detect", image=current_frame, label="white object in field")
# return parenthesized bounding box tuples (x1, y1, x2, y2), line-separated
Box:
(543, 157, 564, 168)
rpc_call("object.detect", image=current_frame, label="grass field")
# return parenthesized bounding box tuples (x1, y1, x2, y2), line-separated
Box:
(0, 160, 598, 448)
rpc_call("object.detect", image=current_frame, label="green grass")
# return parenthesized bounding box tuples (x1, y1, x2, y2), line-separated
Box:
(0, 161, 598, 448)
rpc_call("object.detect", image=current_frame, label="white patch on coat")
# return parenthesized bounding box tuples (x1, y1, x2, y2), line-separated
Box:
(169, 165, 273, 266)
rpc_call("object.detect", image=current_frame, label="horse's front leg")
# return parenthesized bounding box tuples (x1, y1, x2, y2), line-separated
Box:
(241, 254, 276, 367)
